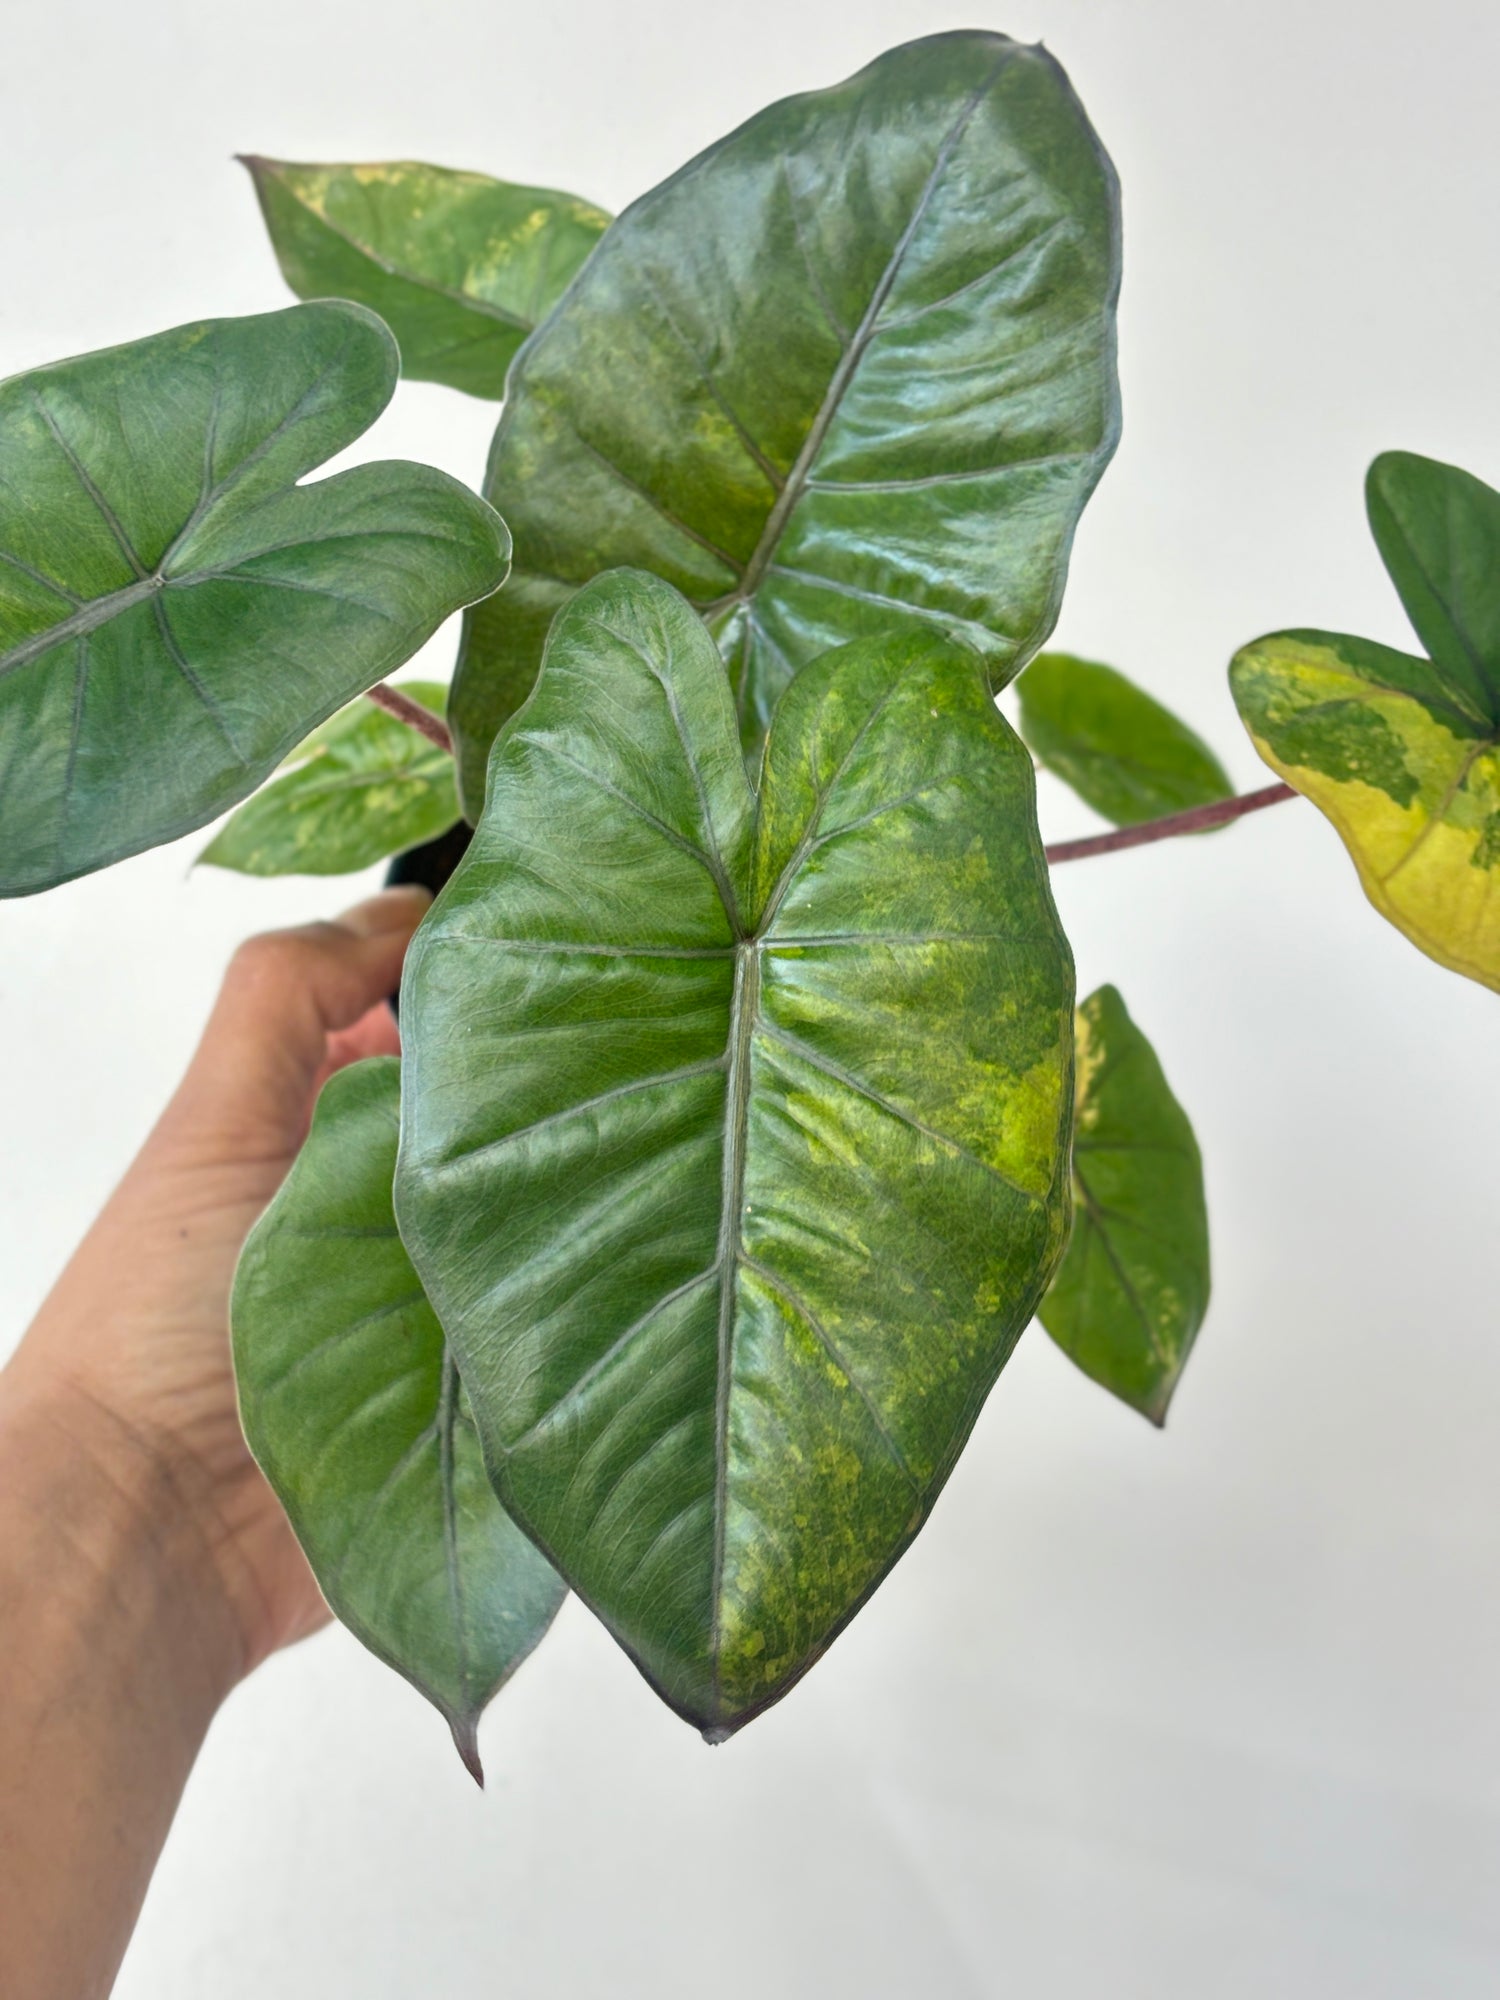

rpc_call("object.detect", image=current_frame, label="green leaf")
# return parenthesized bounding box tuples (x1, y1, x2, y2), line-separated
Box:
(0, 303, 509, 899)
(1016, 652, 1232, 824)
(1366, 451, 1500, 724)
(1231, 454, 1500, 993)
(232, 1058, 566, 1781)
(242, 157, 611, 400)
(450, 29, 1121, 814)
(200, 680, 458, 876)
(1040, 986, 1209, 1425)
(396, 569, 1075, 1735)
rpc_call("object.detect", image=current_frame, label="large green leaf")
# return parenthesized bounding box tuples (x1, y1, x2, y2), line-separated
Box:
(1039, 986, 1209, 1425)
(1017, 651, 1232, 825)
(450, 29, 1121, 814)
(396, 569, 1074, 1735)
(233, 1058, 566, 1780)
(0, 303, 508, 898)
(200, 680, 458, 876)
(1231, 454, 1500, 992)
(243, 157, 611, 400)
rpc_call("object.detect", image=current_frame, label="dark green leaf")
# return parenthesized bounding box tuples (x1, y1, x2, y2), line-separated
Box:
(396, 569, 1074, 1735)
(0, 303, 509, 898)
(232, 1058, 565, 1780)
(1366, 451, 1500, 725)
(1040, 985, 1209, 1425)
(1017, 651, 1232, 824)
(450, 29, 1121, 814)
(200, 680, 459, 875)
(243, 157, 611, 400)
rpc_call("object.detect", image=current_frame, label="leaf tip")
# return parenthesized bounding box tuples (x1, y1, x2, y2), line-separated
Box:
(448, 1713, 485, 1787)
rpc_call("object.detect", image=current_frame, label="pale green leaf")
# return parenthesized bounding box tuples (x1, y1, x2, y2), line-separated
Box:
(243, 157, 611, 400)
(201, 680, 459, 875)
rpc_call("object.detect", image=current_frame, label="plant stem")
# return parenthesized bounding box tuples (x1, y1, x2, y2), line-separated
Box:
(366, 682, 453, 756)
(1043, 781, 1296, 864)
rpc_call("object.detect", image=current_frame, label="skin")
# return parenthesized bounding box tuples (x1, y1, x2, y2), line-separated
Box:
(0, 884, 431, 2000)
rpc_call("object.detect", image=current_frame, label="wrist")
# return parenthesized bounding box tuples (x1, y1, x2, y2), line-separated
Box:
(0, 1351, 248, 1715)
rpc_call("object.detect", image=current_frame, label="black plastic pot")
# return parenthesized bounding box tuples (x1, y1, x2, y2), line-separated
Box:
(384, 820, 473, 1016)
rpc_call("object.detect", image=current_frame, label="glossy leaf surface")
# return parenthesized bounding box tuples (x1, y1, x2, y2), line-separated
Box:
(451, 29, 1121, 813)
(233, 1058, 565, 1779)
(398, 569, 1074, 1734)
(201, 681, 458, 875)
(1231, 455, 1500, 991)
(1017, 651, 1232, 824)
(0, 303, 508, 898)
(1040, 986, 1209, 1424)
(244, 157, 610, 399)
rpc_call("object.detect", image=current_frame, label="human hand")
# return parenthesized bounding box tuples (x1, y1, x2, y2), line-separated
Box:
(4, 885, 431, 1683)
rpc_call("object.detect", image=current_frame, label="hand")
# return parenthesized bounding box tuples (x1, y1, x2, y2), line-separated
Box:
(5, 884, 431, 1681)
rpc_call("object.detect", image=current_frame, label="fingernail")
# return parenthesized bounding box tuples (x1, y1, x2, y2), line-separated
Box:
(337, 885, 433, 938)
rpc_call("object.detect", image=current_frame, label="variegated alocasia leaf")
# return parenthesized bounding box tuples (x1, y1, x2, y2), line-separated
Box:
(243, 157, 611, 400)
(396, 569, 1075, 1736)
(1231, 452, 1500, 992)
(200, 681, 459, 876)
(450, 28, 1121, 814)
(0, 302, 509, 899)
(1040, 986, 1209, 1425)
(232, 1058, 565, 1781)
(1017, 651, 1232, 825)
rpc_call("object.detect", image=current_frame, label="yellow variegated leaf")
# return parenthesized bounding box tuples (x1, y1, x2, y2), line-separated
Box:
(1230, 631, 1500, 991)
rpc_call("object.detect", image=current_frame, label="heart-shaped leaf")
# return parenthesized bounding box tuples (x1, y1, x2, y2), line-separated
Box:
(243, 158, 611, 400)
(450, 29, 1121, 813)
(0, 302, 508, 899)
(1231, 454, 1500, 992)
(396, 569, 1074, 1735)
(1039, 986, 1209, 1425)
(1017, 652, 1232, 825)
(232, 1058, 566, 1780)
(200, 680, 459, 875)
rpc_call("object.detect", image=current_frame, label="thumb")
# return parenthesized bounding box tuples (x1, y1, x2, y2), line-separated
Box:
(163, 887, 432, 1163)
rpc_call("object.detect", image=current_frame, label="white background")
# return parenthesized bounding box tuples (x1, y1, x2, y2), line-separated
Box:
(2, 0, 1498, 1992)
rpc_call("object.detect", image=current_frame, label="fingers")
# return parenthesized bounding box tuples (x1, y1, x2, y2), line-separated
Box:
(315, 999, 405, 1094)
(165, 887, 431, 1162)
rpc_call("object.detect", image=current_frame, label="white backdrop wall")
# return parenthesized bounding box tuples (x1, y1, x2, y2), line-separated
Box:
(2, 1, 1498, 1993)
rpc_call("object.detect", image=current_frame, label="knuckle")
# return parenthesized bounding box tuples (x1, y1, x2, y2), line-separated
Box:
(226, 923, 337, 988)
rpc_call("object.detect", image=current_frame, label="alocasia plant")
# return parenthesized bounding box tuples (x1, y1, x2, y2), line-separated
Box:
(1, 27, 1489, 1772)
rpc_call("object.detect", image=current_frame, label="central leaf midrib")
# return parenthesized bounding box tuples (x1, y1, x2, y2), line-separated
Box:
(0, 573, 163, 680)
(708, 938, 760, 1701)
(727, 47, 1014, 612)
